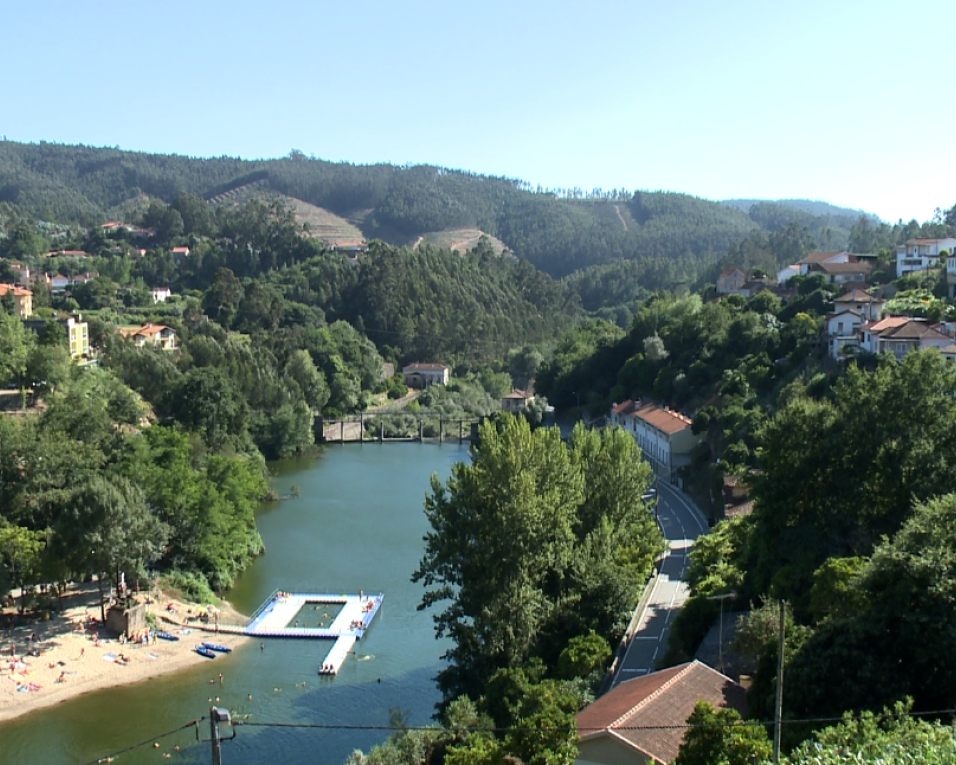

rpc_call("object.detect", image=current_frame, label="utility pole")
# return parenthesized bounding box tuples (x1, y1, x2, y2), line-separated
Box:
(773, 600, 786, 763)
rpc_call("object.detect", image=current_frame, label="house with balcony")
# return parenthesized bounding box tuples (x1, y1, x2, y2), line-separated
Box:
(860, 317, 951, 359)
(827, 309, 865, 358)
(402, 363, 450, 388)
(120, 323, 177, 351)
(24, 314, 90, 360)
(897, 237, 956, 278)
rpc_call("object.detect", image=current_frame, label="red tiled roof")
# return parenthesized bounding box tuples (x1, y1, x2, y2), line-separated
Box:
(503, 389, 532, 400)
(905, 238, 956, 245)
(718, 268, 744, 278)
(577, 661, 748, 765)
(632, 402, 693, 434)
(612, 400, 636, 415)
(725, 500, 755, 518)
(862, 316, 909, 332)
(0, 283, 32, 297)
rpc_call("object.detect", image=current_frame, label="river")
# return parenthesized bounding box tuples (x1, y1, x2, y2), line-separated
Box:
(0, 442, 468, 765)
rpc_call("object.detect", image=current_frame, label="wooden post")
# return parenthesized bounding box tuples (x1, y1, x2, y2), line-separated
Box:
(359, 413, 363, 444)
(210, 708, 223, 765)
(380, 420, 384, 442)
(439, 416, 443, 443)
(419, 414, 424, 441)
(459, 419, 463, 444)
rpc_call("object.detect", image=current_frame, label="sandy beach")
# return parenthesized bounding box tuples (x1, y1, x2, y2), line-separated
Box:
(0, 584, 249, 723)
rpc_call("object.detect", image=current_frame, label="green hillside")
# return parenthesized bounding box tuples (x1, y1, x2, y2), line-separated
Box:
(0, 140, 870, 292)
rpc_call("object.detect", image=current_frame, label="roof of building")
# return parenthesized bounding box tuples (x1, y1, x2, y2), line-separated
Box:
(171, 246, 190, 254)
(862, 316, 910, 333)
(813, 261, 872, 274)
(403, 363, 450, 372)
(718, 267, 745, 278)
(120, 323, 172, 338)
(611, 400, 637, 415)
(632, 402, 694, 435)
(834, 288, 883, 304)
(827, 309, 863, 320)
(577, 661, 748, 765)
(796, 250, 847, 265)
(903, 238, 956, 245)
(0, 283, 32, 297)
(47, 249, 89, 257)
(503, 389, 533, 400)
(878, 320, 950, 342)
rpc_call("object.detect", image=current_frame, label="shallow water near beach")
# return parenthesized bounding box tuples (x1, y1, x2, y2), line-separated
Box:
(0, 442, 466, 765)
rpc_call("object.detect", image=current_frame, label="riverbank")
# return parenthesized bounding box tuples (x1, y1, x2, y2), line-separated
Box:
(0, 584, 249, 723)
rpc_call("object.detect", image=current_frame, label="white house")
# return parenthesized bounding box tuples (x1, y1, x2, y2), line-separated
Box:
(860, 317, 951, 359)
(777, 264, 799, 285)
(827, 309, 865, 359)
(832, 288, 885, 321)
(795, 251, 850, 276)
(897, 237, 956, 278)
(151, 286, 172, 303)
(611, 400, 699, 481)
(808, 259, 872, 285)
(402, 363, 450, 388)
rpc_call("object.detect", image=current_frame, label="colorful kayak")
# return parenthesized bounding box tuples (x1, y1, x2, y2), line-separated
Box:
(201, 642, 232, 653)
(155, 631, 180, 641)
(195, 645, 216, 659)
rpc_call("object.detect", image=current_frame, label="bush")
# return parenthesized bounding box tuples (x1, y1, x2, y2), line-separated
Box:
(160, 570, 217, 605)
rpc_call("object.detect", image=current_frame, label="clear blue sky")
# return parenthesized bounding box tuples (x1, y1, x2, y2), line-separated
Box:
(3, 0, 953, 223)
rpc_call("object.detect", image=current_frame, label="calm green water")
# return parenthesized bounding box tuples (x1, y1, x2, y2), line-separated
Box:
(0, 442, 467, 765)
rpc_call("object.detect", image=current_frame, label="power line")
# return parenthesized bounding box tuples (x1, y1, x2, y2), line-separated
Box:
(83, 705, 956, 763)
(81, 717, 204, 765)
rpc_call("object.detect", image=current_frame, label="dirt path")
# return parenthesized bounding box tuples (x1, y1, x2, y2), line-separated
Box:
(613, 204, 629, 232)
(411, 235, 424, 250)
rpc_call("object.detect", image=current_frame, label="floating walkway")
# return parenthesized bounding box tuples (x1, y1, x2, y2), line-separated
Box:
(241, 591, 383, 675)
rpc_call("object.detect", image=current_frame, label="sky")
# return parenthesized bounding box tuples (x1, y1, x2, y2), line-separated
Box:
(2, 0, 954, 223)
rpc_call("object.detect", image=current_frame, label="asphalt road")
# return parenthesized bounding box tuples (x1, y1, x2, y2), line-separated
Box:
(612, 481, 709, 686)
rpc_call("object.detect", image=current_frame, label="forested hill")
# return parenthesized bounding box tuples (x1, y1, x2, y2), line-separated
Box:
(0, 141, 869, 289)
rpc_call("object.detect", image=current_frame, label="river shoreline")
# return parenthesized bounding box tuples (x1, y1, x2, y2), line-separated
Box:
(0, 585, 249, 724)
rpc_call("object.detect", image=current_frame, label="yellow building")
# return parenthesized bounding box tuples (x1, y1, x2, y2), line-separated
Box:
(0, 283, 33, 318)
(64, 316, 90, 360)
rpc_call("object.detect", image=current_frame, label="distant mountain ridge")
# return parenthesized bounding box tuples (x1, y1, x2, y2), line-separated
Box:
(0, 140, 867, 292)
(721, 198, 877, 220)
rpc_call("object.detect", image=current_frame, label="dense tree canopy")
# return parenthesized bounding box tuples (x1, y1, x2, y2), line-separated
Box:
(414, 415, 663, 703)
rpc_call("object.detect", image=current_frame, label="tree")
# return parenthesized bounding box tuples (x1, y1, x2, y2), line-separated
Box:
(53, 476, 168, 619)
(283, 349, 330, 411)
(414, 415, 661, 703)
(745, 351, 956, 608)
(675, 701, 772, 765)
(0, 525, 46, 613)
(162, 367, 248, 449)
